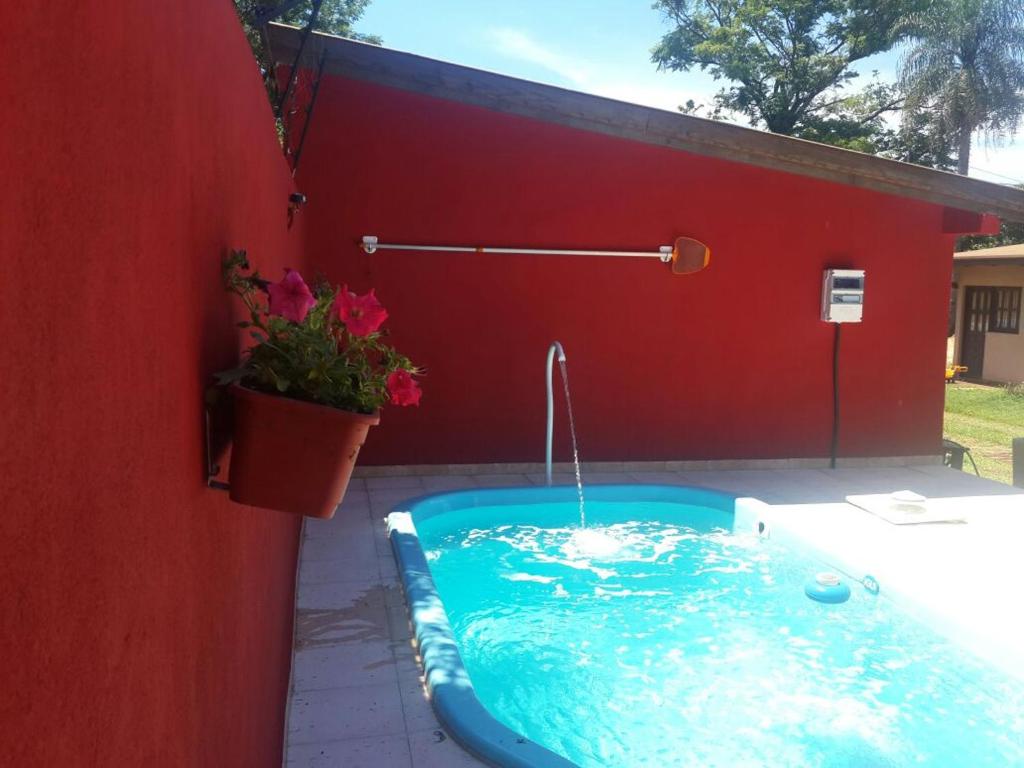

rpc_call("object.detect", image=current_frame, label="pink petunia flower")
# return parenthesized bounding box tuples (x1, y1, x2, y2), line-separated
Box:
(386, 369, 421, 406)
(267, 269, 316, 323)
(334, 285, 388, 337)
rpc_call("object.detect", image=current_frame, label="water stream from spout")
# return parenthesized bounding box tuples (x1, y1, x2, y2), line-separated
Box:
(557, 359, 586, 527)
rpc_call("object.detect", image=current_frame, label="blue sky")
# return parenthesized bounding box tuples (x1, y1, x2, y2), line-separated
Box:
(356, 0, 1024, 185)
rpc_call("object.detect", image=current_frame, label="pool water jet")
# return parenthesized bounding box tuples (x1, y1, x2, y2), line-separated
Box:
(546, 341, 585, 526)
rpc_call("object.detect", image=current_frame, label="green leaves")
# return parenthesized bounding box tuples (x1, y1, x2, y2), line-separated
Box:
(216, 254, 420, 414)
(652, 0, 920, 135)
(269, 369, 290, 393)
(898, 0, 1024, 174)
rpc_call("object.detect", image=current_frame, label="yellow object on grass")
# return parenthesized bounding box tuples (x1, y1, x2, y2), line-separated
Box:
(945, 365, 968, 382)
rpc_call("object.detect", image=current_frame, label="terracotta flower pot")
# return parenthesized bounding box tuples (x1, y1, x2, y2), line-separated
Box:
(227, 384, 380, 518)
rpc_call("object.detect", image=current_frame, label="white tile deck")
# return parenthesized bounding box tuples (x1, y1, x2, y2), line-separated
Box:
(283, 467, 1024, 767)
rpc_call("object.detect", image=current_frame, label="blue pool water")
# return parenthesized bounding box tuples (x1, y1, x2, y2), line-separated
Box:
(412, 495, 1024, 767)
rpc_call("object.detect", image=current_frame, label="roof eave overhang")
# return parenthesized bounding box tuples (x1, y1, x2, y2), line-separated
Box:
(953, 257, 1024, 266)
(267, 24, 1024, 222)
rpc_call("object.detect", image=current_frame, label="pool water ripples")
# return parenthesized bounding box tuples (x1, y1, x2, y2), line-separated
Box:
(417, 500, 1024, 767)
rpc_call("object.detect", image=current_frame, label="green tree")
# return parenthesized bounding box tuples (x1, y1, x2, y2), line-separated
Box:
(235, 0, 379, 41)
(879, 108, 957, 170)
(233, 1, 379, 110)
(652, 0, 917, 135)
(899, 0, 1024, 175)
(795, 79, 905, 153)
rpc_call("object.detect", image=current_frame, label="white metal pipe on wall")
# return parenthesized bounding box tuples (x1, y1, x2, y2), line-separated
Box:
(361, 235, 674, 262)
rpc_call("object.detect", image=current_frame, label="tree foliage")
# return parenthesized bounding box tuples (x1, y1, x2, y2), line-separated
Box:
(233, 1, 379, 114)
(235, 0, 379, 41)
(233, 1, 380, 84)
(795, 79, 903, 153)
(652, 0, 919, 135)
(899, 0, 1024, 175)
(219, 251, 419, 413)
(877, 108, 957, 169)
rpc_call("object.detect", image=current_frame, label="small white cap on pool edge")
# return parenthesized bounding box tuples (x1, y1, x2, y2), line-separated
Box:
(816, 572, 841, 587)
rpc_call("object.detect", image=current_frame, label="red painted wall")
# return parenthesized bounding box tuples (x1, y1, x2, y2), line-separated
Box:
(0, 3, 302, 765)
(297, 76, 955, 465)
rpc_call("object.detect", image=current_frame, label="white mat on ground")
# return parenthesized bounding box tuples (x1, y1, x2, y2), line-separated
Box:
(845, 490, 967, 525)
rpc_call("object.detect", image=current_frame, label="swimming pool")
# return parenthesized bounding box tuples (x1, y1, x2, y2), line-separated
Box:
(387, 484, 1024, 767)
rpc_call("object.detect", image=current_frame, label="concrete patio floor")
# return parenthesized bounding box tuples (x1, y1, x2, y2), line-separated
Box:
(282, 465, 1023, 768)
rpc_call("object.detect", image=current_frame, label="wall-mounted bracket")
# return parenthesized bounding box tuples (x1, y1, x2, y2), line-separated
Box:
(205, 386, 230, 492)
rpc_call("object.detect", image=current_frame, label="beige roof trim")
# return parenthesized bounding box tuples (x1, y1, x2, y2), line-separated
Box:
(268, 24, 1024, 222)
(954, 243, 1024, 265)
(955, 243, 1024, 258)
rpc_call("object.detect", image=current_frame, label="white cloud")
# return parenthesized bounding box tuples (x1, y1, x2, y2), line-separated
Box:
(483, 26, 714, 113)
(486, 28, 593, 85)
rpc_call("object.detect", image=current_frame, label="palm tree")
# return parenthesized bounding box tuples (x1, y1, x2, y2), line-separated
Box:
(899, 0, 1024, 175)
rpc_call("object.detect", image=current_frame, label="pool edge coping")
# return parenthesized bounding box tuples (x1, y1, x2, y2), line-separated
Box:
(387, 496, 578, 768)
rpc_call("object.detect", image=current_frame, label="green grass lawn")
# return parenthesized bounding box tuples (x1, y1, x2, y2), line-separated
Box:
(943, 383, 1024, 485)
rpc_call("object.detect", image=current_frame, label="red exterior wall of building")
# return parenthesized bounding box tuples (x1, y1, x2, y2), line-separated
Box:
(0, 2, 302, 765)
(297, 76, 956, 466)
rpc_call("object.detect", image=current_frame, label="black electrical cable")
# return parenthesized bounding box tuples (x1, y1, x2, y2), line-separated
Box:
(830, 323, 841, 469)
(965, 448, 981, 476)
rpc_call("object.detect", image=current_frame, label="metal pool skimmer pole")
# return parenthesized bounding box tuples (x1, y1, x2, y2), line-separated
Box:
(546, 341, 566, 486)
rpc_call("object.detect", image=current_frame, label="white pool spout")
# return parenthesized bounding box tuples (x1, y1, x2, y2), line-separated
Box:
(545, 341, 566, 486)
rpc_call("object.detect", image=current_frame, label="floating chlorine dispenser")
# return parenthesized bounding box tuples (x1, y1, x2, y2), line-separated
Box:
(804, 572, 851, 604)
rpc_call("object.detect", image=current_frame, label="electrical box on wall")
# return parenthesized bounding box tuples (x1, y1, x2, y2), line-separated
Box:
(821, 269, 865, 323)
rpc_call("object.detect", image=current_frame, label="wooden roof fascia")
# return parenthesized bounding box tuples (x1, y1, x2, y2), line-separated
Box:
(267, 24, 1024, 222)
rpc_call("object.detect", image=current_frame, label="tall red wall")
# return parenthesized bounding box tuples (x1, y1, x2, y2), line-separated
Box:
(0, 3, 302, 765)
(297, 76, 955, 465)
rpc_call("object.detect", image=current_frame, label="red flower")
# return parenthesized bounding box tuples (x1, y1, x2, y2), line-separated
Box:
(334, 285, 388, 337)
(267, 269, 316, 323)
(387, 369, 421, 406)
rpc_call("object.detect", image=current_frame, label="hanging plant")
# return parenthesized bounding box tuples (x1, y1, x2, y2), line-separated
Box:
(217, 250, 421, 518)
